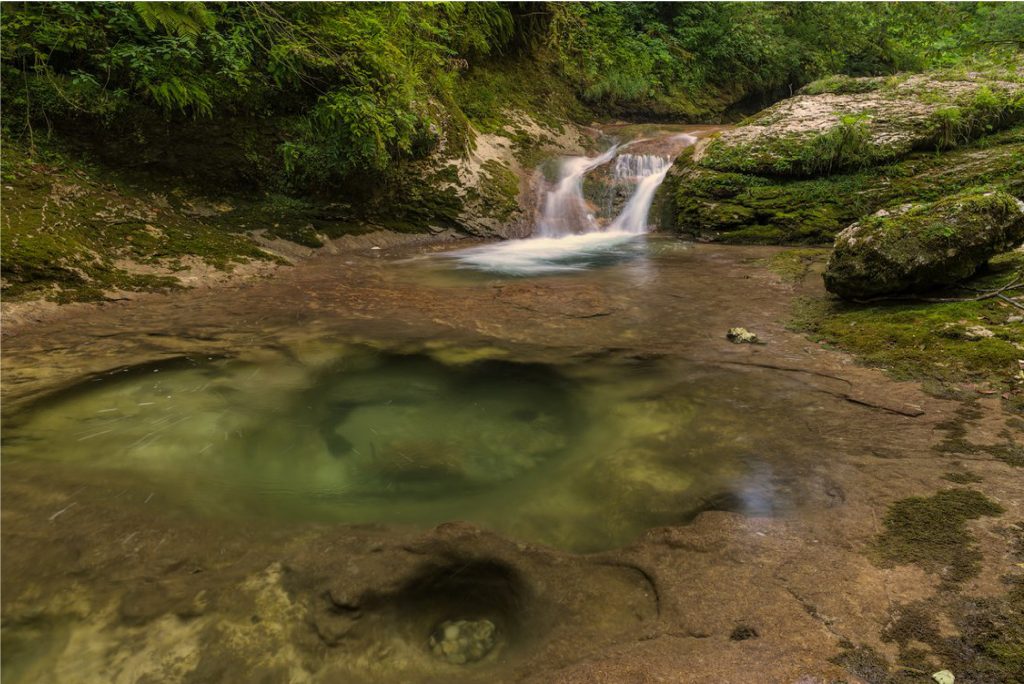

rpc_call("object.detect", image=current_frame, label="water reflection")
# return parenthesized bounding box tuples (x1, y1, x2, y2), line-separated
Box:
(1, 343, 808, 551)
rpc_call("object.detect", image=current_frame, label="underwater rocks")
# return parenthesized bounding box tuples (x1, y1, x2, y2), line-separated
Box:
(428, 618, 497, 664)
(823, 190, 1024, 299)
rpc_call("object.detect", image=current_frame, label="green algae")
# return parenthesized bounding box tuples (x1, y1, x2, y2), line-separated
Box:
(872, 488, 1004, 584)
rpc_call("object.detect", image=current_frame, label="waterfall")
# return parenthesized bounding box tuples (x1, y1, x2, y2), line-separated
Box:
(606, 154, 672, 234)
(536, 146, 677, 237)
(535, 145, 618, 237)
(448, 133, 697, 274)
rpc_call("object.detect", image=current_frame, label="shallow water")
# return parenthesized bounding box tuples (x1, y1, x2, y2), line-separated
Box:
(1, 340, 825, 551)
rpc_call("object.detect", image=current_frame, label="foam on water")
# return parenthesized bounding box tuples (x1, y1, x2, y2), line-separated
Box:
(450, 230, 641, 275)
(451, 134, 694, 275)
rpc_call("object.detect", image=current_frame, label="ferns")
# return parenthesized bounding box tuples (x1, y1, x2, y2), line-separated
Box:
(132, 2, 216, 42)
(2, 1, 1020, 191)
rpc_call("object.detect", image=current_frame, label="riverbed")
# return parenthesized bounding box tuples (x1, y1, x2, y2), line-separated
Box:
(3, 234, 1020, 683)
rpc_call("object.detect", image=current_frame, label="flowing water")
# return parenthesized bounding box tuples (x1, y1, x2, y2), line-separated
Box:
(451, 132, 694, 275)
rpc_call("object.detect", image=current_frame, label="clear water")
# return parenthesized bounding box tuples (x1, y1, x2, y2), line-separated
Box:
(2, 343, 799, 551)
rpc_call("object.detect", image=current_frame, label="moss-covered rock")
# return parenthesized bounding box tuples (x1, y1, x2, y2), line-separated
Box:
(696, 66, 1024, 178)
(663, 126, 1024, 245)
(823, 190, 1024, 299)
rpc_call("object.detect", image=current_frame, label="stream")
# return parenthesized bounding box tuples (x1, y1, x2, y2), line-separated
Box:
(1, 127, 1015, 684)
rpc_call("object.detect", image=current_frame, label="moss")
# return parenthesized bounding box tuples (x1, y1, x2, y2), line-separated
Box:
(790, 252, 1024, 402)
(665, 125, 1024, 244)
(454, 57, 589, 136)
(830, 642, 915, 684)
(823, 189, 1024, 299)
(801, 74, 887, 96)
(942, 471, 984, 484)
(872, 488, 1004, 584)
(925, 85, 1024, 150)
(476, 159, 521, 222)
(0, 143, 281, 301)
(835, 584, 1024, 684)
(762, 248, 828, 282)
(700, 63, 1024, 178)
(701, 112, 892, 178)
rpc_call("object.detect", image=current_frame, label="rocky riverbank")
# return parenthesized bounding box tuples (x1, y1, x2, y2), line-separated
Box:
(3, 240, 1023, 683)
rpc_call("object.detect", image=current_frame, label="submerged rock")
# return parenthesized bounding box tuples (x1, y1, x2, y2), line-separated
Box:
(823, 191, 1024, 299)
(428, 618, 496, 664)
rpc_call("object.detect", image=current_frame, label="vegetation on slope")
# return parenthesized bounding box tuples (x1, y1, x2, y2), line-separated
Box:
(3, 2, 1021, 193)
(2, 2, 1023, 300)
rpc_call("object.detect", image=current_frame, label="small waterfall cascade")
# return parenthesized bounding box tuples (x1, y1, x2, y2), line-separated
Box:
(449, 132, 698, 274)
(605, 153, 673, 234)
(535, 145, 618, 238)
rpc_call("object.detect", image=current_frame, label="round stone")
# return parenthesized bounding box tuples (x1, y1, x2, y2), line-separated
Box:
(428, 618, 497, 664)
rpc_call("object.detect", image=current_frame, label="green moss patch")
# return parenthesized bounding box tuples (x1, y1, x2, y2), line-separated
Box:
(837, 587, 1024, 684)
(791, 251, 1024, 404)
(665, 125, 1024, 244)
(822, 189, 1024, 299)
(872, 488, 1004, 584)
(762, 248, 828, 282)
(942, 471, 984, 484)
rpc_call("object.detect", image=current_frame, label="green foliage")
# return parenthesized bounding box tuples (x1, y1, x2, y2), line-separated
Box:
(2, 1, 1020, 192)
(927, 85, 1024, 149)
(801, 74, 886, 96)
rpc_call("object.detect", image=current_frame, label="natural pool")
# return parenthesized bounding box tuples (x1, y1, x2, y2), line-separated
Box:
(2, 341, 816, 552)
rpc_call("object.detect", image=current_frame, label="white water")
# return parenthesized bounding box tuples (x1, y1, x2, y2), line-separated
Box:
(452, 136, 690, 275)
(606, 154, 673, 234)
(535, 145, 619, 238)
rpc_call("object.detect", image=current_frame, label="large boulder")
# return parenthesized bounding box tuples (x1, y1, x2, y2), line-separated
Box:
(823, 190, 1024, 299)
(694, 68, 1024, 178)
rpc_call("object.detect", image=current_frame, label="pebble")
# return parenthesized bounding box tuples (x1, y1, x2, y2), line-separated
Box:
(727, 327, 760, 344)
(428, 618, 497, 665)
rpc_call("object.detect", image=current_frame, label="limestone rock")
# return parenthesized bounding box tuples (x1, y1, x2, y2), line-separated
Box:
(727, 328, 760, 344)
(695, 70, 1024, 177)
(823, 191, 1024, 299)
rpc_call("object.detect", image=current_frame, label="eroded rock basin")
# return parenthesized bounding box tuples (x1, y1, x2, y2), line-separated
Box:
(2, 238, 1021, 683)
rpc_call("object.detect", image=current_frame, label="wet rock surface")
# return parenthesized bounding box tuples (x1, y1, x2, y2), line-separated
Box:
(2, 240, 1021, 683)
(824, 190, 1024, 299)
